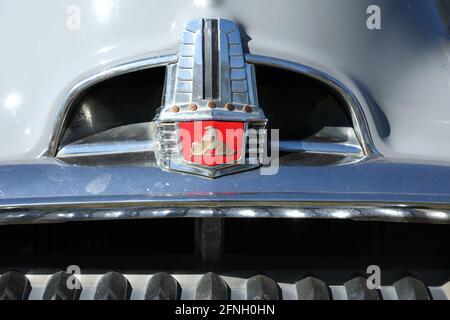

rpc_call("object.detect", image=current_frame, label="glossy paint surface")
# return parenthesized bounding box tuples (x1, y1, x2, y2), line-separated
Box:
(0, 0, 449, 161)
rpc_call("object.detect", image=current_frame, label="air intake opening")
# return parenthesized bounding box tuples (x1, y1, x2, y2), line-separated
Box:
(59, 67, 165, 148)
(253, 64, 364, 163)
(255, 65, 353, 141)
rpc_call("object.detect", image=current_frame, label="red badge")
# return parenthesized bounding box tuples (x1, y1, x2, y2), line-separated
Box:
(179, 121, 245, 167)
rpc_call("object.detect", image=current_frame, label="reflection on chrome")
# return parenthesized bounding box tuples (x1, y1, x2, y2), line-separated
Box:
(330, 210, 352, 219)
(235, 209, 257, 217)
(283, 210, 308, 218)
(425, 211, 448, 220)
(377, 208, 405, 217)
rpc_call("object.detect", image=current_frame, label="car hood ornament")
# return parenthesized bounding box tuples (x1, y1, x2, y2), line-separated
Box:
(155, 18, 267, 178)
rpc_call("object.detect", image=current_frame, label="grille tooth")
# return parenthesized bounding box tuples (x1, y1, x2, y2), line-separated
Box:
(296, 277, 330, 300)
(246, 275, 280, 300)
(195, 272, 229, 300)
(344, 276, 380, 300)
(0, 271, 31, 300)
(393, 277, 430, 300)
(145, 272, 180, 300)
(441, 282, 450, 299)
(94, 272, 131, 300)
(43, 271, 81, 300)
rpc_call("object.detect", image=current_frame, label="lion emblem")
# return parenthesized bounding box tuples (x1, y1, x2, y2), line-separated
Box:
(191, 126, 236, 157)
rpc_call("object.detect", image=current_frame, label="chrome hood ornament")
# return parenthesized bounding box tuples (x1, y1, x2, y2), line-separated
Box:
(155, 18, 267, 178)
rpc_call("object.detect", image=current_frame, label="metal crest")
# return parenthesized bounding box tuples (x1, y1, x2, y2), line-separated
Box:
(155, 18, 267, 178)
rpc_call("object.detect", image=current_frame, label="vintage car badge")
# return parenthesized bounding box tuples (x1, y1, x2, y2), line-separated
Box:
(178, 121, 245, 167)
(155, 18, 267, 178)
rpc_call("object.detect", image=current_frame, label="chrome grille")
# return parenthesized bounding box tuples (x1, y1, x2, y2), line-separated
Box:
(156, 122, 179, 169)
(2, 271, 448, 300)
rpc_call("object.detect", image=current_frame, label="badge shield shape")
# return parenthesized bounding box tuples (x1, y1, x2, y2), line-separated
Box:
(155, 18, 267, 178)
(179, 121, 245, 167)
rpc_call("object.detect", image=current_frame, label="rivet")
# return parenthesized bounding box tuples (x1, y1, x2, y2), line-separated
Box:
(244, 105, 253, 113)
(225, 103, 235, 111)
(207, 101, 217, 109)
(189, 103, 198, 111)
(171, 105, 180, 113)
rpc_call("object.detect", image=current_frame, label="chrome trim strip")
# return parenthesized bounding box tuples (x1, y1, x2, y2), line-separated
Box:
(57, 122, 159, 158)
(45, 54, 179, 157)
(277, 126, 363, 155)
(58, 140, 361, 160)
(57, 141, 158, 158)
(57, 123, 362, 160)
(245, 54, 379, 156)
(1, 204, 450, 225)
(278, 141, 362, 155)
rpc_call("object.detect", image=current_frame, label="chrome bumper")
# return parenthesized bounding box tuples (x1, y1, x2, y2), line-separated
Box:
(1, 156, 450, 224)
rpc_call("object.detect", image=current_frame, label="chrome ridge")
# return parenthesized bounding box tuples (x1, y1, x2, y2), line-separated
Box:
(156, 18, 265, 123)
(1, 204, 450, 225)
(154, 18, 268, 178)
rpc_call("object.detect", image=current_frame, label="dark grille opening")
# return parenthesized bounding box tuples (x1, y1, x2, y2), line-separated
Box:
(0, 219, 195, 272)
(255, 65, 353, 141)
(59, 67, 165, 148)
(224, 219, 450, 285)
(225, 219, 450, 261)
(0, 219, 448, 285)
